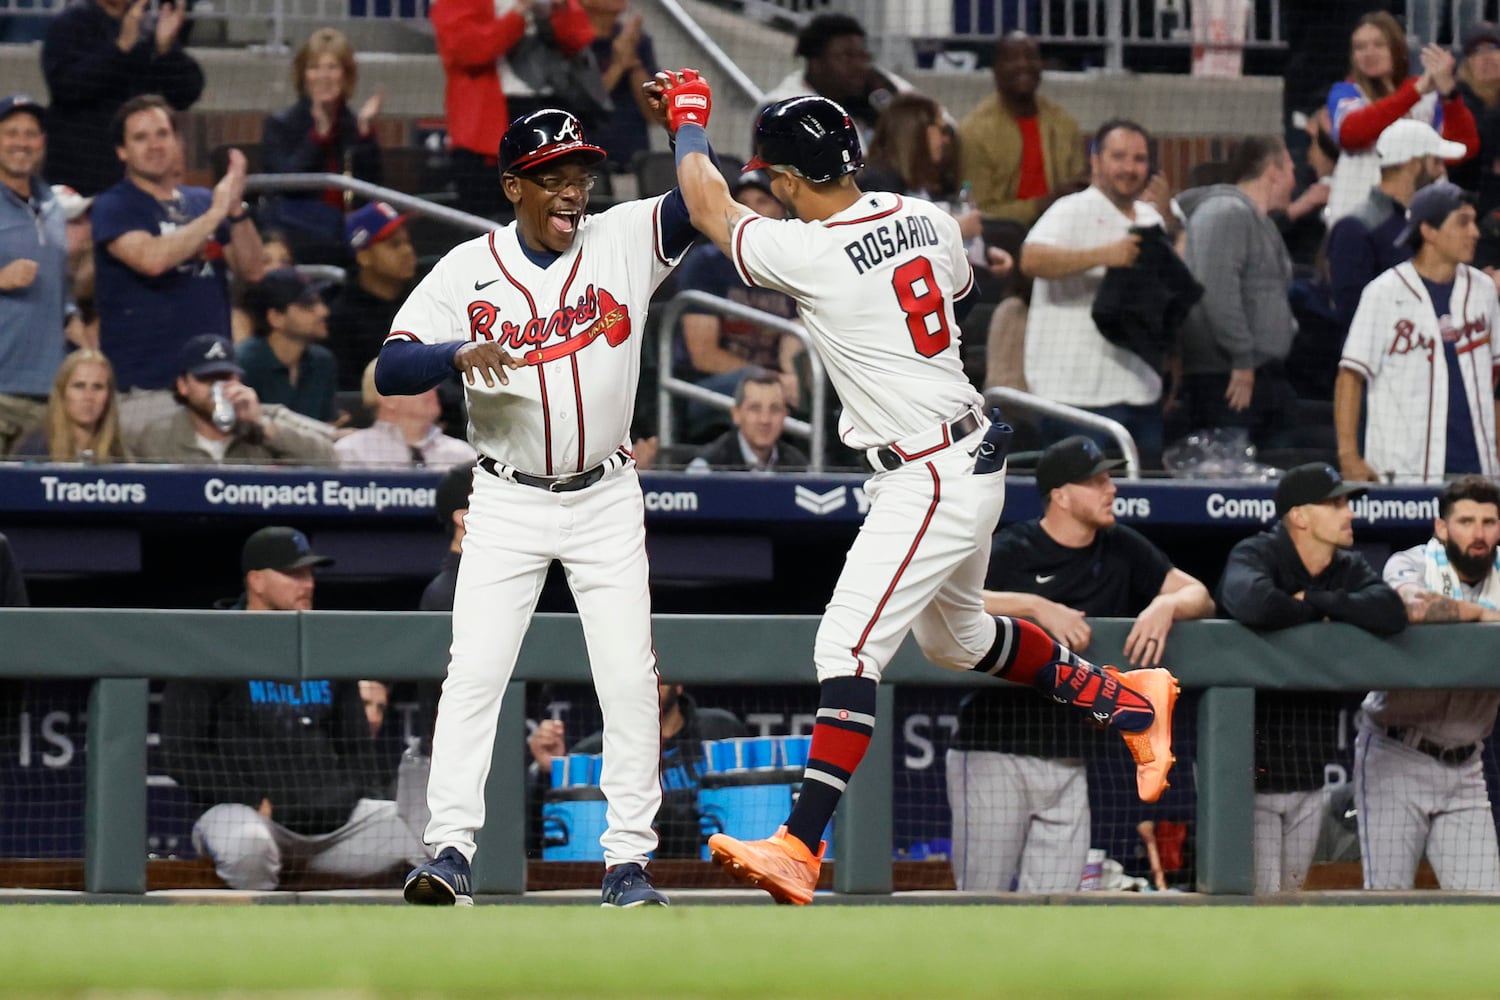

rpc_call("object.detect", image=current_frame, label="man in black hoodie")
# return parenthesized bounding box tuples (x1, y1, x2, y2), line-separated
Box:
(160, 526, 429, 890)
(1217, 463, 1405, 893)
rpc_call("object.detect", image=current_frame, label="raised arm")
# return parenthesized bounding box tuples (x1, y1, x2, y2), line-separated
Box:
(648, 69, 752, 257)
(107, 152, 248, 278)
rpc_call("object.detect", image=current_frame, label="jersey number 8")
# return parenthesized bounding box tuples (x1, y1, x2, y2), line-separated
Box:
(892, 257, 951, 358)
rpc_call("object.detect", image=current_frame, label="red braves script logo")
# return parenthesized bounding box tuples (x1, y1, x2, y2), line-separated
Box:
(1389, 315, 1491, 356)
(466, 285, 631, 364)
(1388, 319, 1436, 357)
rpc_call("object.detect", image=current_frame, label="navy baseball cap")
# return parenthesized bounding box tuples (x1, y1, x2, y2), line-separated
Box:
(345, 201, 408, 251)
(1274, 463, 1367, 518)
(178, 334, 243, 378)
(241, 526, 334, 574)
(1035, 436, 1125, 494)
(1395, 181, 1471, 247)
(499, 109, 606, 175)
(0, 94, 44, 127)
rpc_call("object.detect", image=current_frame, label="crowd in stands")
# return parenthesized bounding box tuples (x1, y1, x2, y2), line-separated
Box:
(14, 5, 1500, 480)
(11, 1, 1500, 897)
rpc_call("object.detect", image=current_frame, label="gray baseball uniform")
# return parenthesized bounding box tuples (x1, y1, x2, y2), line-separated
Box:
(1355, 543, 1500, 890)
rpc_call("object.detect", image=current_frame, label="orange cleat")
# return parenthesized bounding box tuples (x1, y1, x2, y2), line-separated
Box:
(708, 826, 824, 905)
(1106, 667, 1180, 803)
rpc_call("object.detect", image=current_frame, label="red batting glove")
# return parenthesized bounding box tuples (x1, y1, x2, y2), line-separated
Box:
(663, 68, 712, 133)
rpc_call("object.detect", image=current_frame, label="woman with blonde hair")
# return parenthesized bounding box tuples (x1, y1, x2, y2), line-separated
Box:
(9, 351, 130, 462)
(261, 27, 385, 262)
(1325, 11, 1478, 222)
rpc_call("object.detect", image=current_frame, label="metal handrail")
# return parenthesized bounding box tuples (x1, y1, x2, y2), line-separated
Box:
(655, 290, 828, 470)
(654, 0, 767, 106)
(244, 173, 497, 235)
(983, 386, 1142, 480)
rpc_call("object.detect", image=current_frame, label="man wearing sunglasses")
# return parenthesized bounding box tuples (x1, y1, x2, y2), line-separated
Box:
(377, 107, 701, 908)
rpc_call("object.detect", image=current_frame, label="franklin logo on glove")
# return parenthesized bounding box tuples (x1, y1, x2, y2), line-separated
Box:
(661, 68, 713, 133)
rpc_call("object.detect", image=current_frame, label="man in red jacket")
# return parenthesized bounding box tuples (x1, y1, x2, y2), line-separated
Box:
(431, 0, 594, 220)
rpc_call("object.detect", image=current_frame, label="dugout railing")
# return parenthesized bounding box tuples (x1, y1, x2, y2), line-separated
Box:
(4, 609, 1497, 897)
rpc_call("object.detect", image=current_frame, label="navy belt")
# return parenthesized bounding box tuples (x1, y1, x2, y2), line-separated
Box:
(1385, 726, 1478, 765)
(872, 411, 982, 472)
(478, 451, 621, 492)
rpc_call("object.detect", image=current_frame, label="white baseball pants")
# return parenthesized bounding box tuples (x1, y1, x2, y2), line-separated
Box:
(423, 466, 662, 869)
(1354, 727, 1500, 891)
(945, 748, 1090, 892)
(814, 423, 1005, 683)
(1253, 789, 1324, 893)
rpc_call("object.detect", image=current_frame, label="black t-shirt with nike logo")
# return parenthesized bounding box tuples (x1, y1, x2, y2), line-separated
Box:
(956, 519, 1172, 757)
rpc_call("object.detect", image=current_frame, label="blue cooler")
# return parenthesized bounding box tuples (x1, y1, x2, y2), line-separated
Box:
(542, 752, 607, 861)
(542, 786, 608, 861)
(697, 736, 833, 860)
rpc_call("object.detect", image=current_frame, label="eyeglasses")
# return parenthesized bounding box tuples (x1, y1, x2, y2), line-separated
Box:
(519, 172, 598, 194)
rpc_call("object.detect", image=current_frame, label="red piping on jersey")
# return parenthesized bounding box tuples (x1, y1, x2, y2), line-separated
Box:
(559, 253, 587, 473)
(385, 331, 419, 344)
(491, 231, 554, 474)
(891, 424, 953, 462)
(849, 462, 941, 676)
(825, 195, 904, 228)
(1393, 266, 1423, 302)
(1423, 332, 1436, 482)
(731, 216, 763, 288)
(1393, 264, 1436, 480)
(1457, 274, 1496, 470)
(956, 267, 975, 301)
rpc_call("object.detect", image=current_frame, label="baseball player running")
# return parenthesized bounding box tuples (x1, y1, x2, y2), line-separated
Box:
(1357, 475, 1500, 890)
(378, 108, 699, 907)
(651, 70, 1179, 905)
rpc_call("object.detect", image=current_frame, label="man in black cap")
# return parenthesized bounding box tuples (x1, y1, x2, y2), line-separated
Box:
(946, 436, 1213, 892)
(160, 526, 430, 890)
(1337, 181, 1500, 484)
(236, 267, 338, 424)
(128, 333, 334, 464)
(1218, 461, 1406, 894)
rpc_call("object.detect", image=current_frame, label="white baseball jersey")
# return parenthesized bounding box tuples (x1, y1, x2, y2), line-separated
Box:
(1023, 186, 1164, 408)
(729, 191, 983, 449)
(387, 196, 685, 475)
(1341, 260, 1500, 483)
(1365, 543, 1500, 745)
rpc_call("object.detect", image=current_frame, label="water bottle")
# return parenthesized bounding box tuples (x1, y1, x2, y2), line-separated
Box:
(952, 182, 988, 266)
(209, 381, 236, 433)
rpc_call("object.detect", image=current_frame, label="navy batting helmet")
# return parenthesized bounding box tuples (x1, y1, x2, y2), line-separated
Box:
(743, 96, 863, 183)
(499, 109, 606, 175)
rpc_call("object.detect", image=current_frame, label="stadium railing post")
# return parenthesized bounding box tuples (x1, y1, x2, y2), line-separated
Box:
(473, 680, 528, 895)
(85, 678, 148, 894)
(1195, 685, 1255, 894)
(833, 682, 895, 895)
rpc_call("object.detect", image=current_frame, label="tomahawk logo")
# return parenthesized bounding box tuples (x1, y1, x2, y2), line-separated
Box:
(794, 485, 846, 515)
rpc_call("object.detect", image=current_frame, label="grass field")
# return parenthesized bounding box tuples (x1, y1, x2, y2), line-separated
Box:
(7, 903, 1500, 998)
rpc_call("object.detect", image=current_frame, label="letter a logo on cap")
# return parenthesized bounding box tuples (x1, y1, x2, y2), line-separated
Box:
(206, 340, 228, 360)
(555, 116, 581, 143)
